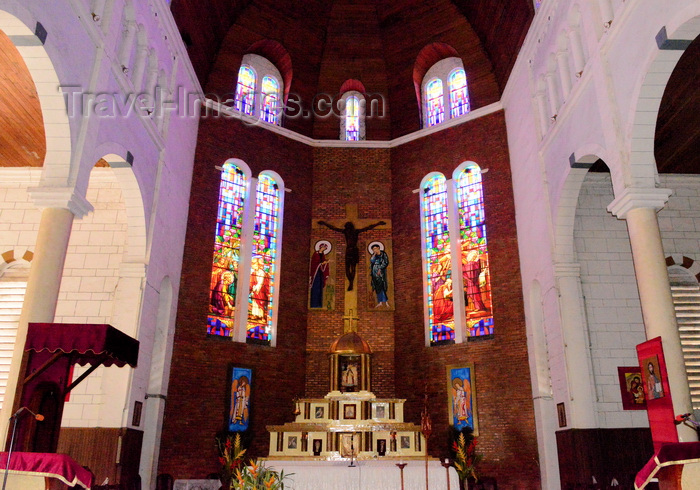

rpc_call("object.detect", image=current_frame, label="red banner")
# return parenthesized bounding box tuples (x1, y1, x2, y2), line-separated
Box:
(637, 337, 677, 452)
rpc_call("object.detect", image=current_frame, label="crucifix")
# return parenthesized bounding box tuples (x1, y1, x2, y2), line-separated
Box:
(314, 203, 390, 328)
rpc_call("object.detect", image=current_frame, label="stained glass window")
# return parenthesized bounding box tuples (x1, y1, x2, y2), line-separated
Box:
(426, 78, 444, 127)
(247, 174, 280, 344)
(208, 163, 247, 337)
(235, 66, 256, 116)
(261, 76, 279, 124)
(456, 165, 493, 337)
(423, 174, 454, 344)
(449, 69, 470, 118)
(345, 96, 359, 141)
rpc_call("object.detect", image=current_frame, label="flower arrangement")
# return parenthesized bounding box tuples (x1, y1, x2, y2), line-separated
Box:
(452, 428, 483, 483)
(230, 459, 292, 490)
(216, 434, 292, 489)
(216, 434, 246, 487)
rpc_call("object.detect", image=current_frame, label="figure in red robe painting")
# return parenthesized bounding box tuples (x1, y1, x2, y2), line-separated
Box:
(309, 241, 331, 308)
(249, 256, 271, 323)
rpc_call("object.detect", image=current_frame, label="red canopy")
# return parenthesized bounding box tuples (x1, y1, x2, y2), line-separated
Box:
(0, 452, 93, 489)
(26, 323, 139, 368)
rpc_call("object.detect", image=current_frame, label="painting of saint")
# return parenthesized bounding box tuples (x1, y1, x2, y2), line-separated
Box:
(309, 240, 334, 309)
(368, 241, 390, 307)
(446, 364, 477, 434)
(207, 231, 240, 336)
(431, 253, 454, 325)
(248, 256, 271, 323)
(229, 367, 252, 431)
(617, 367, 646, 410)
(642, 356, 664, 399)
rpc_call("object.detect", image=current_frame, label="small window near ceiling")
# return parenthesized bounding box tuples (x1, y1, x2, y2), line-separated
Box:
(421, 57, 470, 128)
(345, 96, 360, 141)
(425, 79, 444, 127)
(449, 69, 470, 118)
(261, 76, 280, 124)
(234, 65, 256, 116)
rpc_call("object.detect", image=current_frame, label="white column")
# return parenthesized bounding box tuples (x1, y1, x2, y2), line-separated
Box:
(556, 50, 572, 99)
(567, 29, 586, 77)
(118, 21, 137, 71)
(535, 87, 550, 134)
(554, 263, 597, 428)
(608, 188, 697, 442)
(0, 188, 92, 444)
(545, 72, 560, 117)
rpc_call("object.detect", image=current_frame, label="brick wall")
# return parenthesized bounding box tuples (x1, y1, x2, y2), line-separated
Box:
(158, 116, 314, 478)
(390, 111, 540, 488)
(161, 111, 540, 488)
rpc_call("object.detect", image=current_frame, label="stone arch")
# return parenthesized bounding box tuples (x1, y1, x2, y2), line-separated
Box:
(553, 146, 611, 263)
(666, 255, 700, 284)
(0, 9, 73, 185)
(627, 12, 700, 189)
(92, 148, 148, 262)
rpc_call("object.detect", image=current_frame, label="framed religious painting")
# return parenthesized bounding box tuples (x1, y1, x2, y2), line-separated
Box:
(228, 366, 252, 432)
(617, 366, 646, 410)
(365, 240, 395, 310)
(308, 239, 335, 310)
(446, 364, 478, 435)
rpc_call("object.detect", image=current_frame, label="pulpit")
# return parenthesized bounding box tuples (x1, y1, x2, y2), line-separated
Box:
(0, 452, 93, 489)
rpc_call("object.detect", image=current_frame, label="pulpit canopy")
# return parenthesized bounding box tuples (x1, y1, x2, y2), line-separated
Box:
(26, 323, 139, 368)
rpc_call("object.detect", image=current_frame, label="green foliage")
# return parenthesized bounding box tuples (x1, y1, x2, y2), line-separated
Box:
(230, 460, 293, 490)
(451, 427, 483, 482)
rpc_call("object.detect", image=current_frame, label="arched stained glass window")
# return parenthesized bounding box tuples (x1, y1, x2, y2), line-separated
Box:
(345, 96, 360, 141)
(426, 78, 444, 127)
(208, 163, 247, 337)
(247, 174, 281, 343)
(449, 69, 470, 118)
(456, 165, 493, 337)
(261, 76, 279, 124)
(235, 65, 256, 116)
(422, 174, 454, 343)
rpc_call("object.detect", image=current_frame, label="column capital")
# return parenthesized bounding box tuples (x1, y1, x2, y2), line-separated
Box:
(28, 186, 94, 218)
(554, 262, 581, 278)
(119, 261, 147, 278)
(607, 187, 672, 219)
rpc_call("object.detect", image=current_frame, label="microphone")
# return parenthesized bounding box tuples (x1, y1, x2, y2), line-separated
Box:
(675, 413, 692, 425)
(11, 407, 44, 421)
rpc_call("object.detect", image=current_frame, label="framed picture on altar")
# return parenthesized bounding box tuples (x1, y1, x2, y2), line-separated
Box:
(314, 406, 325, 419)
(373, 402, 388, 419)
(339, 433, 360, 458)
(343, 404, 356, 420)
(400, 435, 411, 449)
(446, 364, 478, 435)
(287, 436, 298, 450)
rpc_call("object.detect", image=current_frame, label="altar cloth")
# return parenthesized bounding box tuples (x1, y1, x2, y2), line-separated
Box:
(262, 459, 459, 490)
(0, 452, 93, 489)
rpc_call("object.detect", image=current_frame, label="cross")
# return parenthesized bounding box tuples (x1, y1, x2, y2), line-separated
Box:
(342, 309, 359, 334)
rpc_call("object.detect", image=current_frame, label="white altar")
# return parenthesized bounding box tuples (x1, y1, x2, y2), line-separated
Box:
(262, 460, 460, 490)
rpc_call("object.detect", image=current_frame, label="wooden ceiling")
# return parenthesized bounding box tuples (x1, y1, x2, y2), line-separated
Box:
(0, 29, 45, 167)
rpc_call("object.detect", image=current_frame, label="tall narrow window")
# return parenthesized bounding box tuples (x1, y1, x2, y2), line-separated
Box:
(208, 163, 247, 337)
(247, 174, 281, 344)
(422, 174, 454, 344)
(449, 69, 470, 118)
(261, 76, 279, 124)
(456, 165, 493, 337)
(235, 66, 256, 116)
(426, 79, 444, 127)
(345, 96, 360, 141)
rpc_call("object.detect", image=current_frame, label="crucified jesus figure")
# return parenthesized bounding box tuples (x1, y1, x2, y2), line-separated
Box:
(318, 220, 385, 291)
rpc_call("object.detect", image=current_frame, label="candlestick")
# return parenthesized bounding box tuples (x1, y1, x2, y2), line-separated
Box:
(396, 462, 407, 490)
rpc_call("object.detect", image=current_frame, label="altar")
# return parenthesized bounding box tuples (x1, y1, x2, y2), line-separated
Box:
(262, 459, 459, 490)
